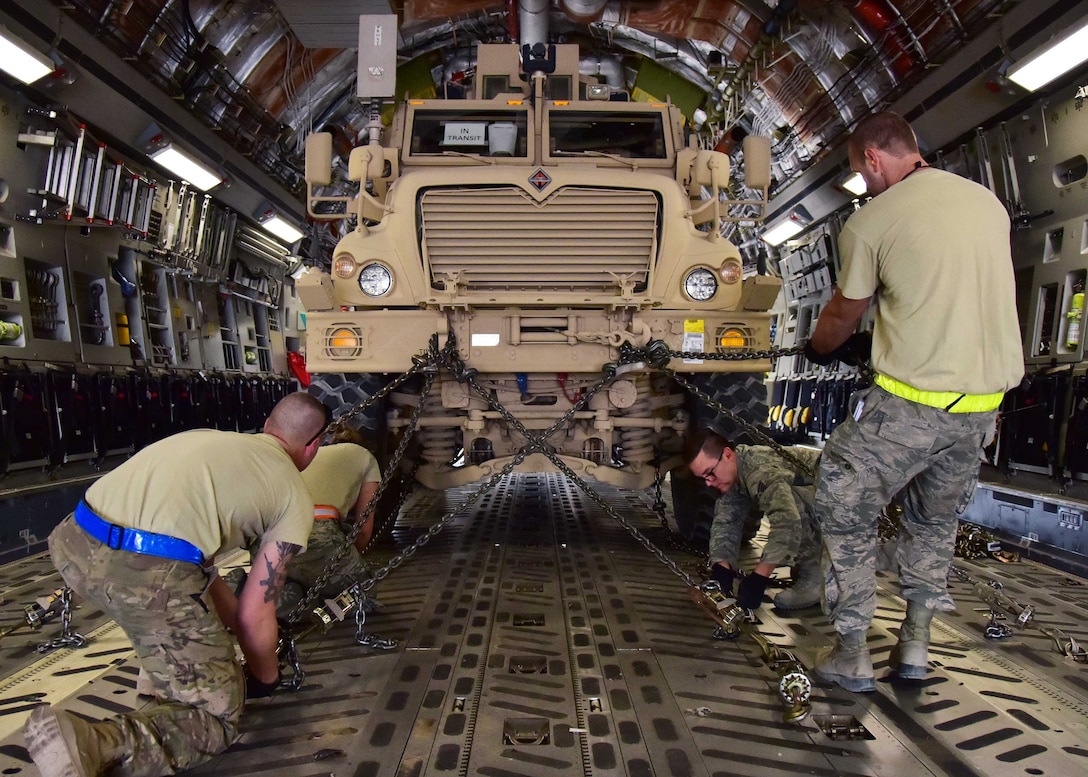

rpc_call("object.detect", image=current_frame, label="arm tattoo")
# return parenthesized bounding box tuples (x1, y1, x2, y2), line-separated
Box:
(258, 541, 301, 604)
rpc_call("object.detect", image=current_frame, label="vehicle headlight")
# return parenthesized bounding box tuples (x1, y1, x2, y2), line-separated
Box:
(333, 253, 357, 278)
(358, 262, 393, 296)
(684, 268, 717, 301)
(720, 259, 743, 284)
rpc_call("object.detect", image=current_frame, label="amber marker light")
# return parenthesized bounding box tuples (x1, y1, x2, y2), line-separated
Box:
(329, 327, 360, 357)
(720, 261, 743, 284)
(333, 254, 357, 278)
(719, 329, 747, 349)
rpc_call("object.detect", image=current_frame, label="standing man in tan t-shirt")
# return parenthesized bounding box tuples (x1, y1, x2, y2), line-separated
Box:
(804, 111, 1023, 692)
(24, 392, 329, 777)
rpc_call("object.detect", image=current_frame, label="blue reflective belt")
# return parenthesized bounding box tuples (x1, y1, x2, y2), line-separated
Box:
(74, 501, 205, 566)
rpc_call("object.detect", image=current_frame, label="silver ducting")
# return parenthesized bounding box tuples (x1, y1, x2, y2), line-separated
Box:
(578, 54, 624, 88)
(519, 0, 550, 49)
(277, 48, 360, 146)
(561, 0, 608, 23)
(443, 52, 475, 84)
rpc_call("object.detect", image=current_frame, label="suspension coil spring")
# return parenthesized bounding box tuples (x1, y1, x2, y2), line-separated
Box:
(418, 378, 459, 465)
(617, 375, 654, 468)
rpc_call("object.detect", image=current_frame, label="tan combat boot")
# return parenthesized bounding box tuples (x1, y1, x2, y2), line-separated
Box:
(890, 600, 934, 679)
(814, 630, 875, 692)
(24, 704, 126, 777)
(773, 561, 822, 610)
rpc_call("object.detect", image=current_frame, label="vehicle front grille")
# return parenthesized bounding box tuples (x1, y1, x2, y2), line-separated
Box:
(420, 186, 659, 293)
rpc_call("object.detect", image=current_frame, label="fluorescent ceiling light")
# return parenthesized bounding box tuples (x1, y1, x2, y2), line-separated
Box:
(259, 213, 305, 244)
(762, 209, 811, 246)
(0, 25, 54, 84)
(148, 144, 222, 191)
(841, 171, 868, 196)
(762, 219, 804, 246)
(1007, 16, 1088, 91)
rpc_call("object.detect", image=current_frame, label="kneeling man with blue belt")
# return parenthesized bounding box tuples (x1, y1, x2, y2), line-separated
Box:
(24, 392, 329, 777)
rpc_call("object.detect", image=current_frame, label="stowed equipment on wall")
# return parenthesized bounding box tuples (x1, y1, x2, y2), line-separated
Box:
(0, 83, 303, 478)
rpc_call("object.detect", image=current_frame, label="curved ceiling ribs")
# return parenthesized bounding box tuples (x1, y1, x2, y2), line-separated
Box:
(50, 0, 1014, 204)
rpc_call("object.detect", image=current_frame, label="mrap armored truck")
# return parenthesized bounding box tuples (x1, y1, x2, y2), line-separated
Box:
(298, 42, 778, 494)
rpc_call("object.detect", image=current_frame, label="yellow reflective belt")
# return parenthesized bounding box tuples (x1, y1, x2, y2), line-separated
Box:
(875, 374, 1004, 413)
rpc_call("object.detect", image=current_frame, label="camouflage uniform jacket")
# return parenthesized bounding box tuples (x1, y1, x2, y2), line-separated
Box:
(710, 445, 822, 568)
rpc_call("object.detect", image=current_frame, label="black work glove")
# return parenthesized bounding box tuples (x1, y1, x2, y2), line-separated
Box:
(711, 564, 737, 596)
(244, 668, 281, 699)
(737, 572, 772, 610)
(804, 332, 872, 368)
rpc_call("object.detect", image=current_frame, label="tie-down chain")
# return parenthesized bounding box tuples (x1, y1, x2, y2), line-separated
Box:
(277, 334, 621, 687)
(272, 335, 817, 718)
(277, 334, 814, 718)
(949, 565, 1086, 661)
(454, 337, 813, 722)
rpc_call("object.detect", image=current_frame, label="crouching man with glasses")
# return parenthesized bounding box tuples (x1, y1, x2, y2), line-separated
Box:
(686, 429, 824, 613)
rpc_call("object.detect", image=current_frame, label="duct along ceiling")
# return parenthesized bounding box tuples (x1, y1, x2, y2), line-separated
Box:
(0, 0, 1081, 263)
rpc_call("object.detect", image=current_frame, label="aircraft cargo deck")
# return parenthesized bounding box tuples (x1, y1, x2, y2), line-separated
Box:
(0, 473, 1086, 777)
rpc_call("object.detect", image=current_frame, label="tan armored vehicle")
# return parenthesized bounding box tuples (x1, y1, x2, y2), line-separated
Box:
(299, 43, 777, 499)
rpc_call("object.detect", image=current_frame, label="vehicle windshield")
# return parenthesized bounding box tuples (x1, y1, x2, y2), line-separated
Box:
(548, 111, 668, 159)
(409, 110, 530, 158)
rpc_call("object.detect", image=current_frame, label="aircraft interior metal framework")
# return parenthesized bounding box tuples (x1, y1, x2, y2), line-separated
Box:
(0, 1, 1086, 776)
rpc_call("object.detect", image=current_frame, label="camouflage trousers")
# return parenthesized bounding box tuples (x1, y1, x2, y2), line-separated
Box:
(49, 515, 244, 777)
(814, 386, 996, 634)
(286, 518, 372, 598)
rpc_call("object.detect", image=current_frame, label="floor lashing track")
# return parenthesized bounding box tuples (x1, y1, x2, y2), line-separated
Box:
(0, 473, 1086, 776)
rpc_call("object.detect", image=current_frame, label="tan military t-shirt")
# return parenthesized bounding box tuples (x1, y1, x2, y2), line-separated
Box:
(838, 167, 1024, 395)
(300, 443, 381, 517)
(84, 430, 312, 559)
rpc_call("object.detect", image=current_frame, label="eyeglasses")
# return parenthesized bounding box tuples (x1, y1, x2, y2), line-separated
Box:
(305, 405, 334, 447)
(700, 448, 725, 482)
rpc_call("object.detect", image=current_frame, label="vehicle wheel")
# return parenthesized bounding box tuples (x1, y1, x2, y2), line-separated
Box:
(308, 372, 407, 545)
(308, 372, 388, 444)
(669, 473, 760, 554)
(669, 467, 716, 552)
(687, 372, 769, 441)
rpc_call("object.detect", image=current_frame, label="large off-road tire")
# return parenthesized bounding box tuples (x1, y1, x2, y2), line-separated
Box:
(669, 467, 718, 551)
(308, 372, 408, 546)
(308, 373, 389, 447)
(670, 372, 770, 552)
(688, 372, 769, 441)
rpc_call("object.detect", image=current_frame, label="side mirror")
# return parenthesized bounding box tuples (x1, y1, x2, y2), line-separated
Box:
(305, 133, 332, 187)
(742, 136, 772, 191)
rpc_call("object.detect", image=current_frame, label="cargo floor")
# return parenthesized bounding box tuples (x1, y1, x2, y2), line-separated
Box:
(0, 473, 1086, 777)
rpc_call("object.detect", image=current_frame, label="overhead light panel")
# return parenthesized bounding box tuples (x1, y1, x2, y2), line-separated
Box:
(148, 143, 222, 191)
(1007, 16, 1088, 91)
(761, 208, 811, 246)
(0, 25, 54, 84)
(256, 207, 305, 244)
(840, 171, 868, 196)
